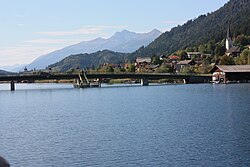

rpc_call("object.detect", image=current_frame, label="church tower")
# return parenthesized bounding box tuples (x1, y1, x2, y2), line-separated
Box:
(226, 25, 233, 50)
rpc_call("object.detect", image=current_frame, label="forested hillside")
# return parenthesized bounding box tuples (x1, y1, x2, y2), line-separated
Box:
(48, 50, 127, 72)
(129, 0, 250, 59)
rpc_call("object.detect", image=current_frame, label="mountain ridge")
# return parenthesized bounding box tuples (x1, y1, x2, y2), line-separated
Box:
(48, 0, 250, 72)
(24, 29, 161, 70)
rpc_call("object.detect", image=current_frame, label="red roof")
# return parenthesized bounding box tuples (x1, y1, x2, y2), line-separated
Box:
(168, 55, 179, 59)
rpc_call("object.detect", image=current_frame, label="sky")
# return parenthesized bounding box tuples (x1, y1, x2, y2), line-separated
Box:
(0, 0, 229, 67)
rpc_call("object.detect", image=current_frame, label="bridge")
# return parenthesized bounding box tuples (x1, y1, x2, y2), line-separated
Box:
(0, 73, 211, 91)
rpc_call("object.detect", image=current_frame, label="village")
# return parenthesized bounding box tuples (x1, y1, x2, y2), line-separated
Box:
(92, 27, 250, 84)
(19, 26, 250, 84)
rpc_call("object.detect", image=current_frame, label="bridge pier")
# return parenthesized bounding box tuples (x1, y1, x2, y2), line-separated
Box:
(75, 78, 80, 85)
(10, 80, 15, 91)
(141, 78, 149, 86)
(73, 78, 81, 88)
(183, 79, 190, 84)
(98, 78, 102, 87)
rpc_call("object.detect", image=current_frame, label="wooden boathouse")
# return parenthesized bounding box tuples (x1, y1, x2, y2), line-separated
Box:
(210, 65, 250, 83)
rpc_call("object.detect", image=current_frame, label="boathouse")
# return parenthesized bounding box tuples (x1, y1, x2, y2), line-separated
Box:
(210, 65, 250, 83)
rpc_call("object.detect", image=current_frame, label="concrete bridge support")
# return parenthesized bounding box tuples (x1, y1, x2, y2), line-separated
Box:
(73, 78, 81, 88)
(98, 78, 102, 87)
(10, 80, 15, 91)
(141, 78, 149, 86)
(183, 79, 190, 84)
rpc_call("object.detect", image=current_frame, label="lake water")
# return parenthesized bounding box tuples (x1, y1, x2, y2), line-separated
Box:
(0, 83, 250, 167)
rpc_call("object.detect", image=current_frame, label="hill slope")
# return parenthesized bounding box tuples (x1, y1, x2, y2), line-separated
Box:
(129, 0, 250, 59)
(48, 50, 127, 72)
(0, 69, 13, 75)
(26, 29, 161, 70)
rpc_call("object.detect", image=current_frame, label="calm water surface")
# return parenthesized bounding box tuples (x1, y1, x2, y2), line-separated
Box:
(0, 83, 250, 167)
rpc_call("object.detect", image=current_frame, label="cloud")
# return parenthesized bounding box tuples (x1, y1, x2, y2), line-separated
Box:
(37, 25, 128, 36)
(0, 46, 59, 66)
(23, 39, 83, 44)
(38, 27, 102, 36)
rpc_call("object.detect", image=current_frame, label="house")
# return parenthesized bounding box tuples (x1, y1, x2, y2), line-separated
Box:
(135, 57, 151, 72)
(187, 52, 202, 59)
(175, 60, 197, 72)
(225, 46, 241, 57)
(210, 65, 250, 83)
(159, 55, 166, 60)
(135, 57, 151, 65)
(165, 55, 179, 70)
(168, 55, 179, 62)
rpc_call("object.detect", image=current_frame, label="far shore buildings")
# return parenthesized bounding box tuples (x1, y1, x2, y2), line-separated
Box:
(168, 55, 179, 62)
(100, 63, 122, 69)
(210, 65, 250, 83)
(175, 60, 197, 72)
(135, 57, 151, 72)
(187, 52, 202, 59)
(225, 46, 241, 57)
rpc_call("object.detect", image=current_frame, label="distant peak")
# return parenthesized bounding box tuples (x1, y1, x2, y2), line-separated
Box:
(121, 29, 130, 33)
(148, 29, 162, 34)
(153, 29, 161, 33)
(94, 37, 104, 41)
(111, 30, 137, 39)
(116, 29, 135, 35)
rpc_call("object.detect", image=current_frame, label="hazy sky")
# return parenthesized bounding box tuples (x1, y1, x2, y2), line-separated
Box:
(0, 0, 229, 67)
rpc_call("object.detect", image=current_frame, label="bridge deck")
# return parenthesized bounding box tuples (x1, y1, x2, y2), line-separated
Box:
(0, 73, 211, 82)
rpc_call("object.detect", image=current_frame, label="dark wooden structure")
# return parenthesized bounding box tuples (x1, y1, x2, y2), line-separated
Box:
(210, 65, 250, 83)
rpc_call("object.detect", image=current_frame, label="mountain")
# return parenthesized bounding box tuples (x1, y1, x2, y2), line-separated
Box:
(0, 64, 27, 72)
(129, 0, 250, 59)
(48, 50, 127, 72)
(48, 0, 250, 71)
(0, 69, 13, 75)
(25, 29, 161, 70)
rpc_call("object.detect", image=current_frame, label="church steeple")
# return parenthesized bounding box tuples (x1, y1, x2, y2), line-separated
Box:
(226, 24, 233, 50)
(227, 24, 231, 38)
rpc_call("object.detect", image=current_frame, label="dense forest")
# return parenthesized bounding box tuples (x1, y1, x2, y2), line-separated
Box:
(48, 0, 250, 72)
